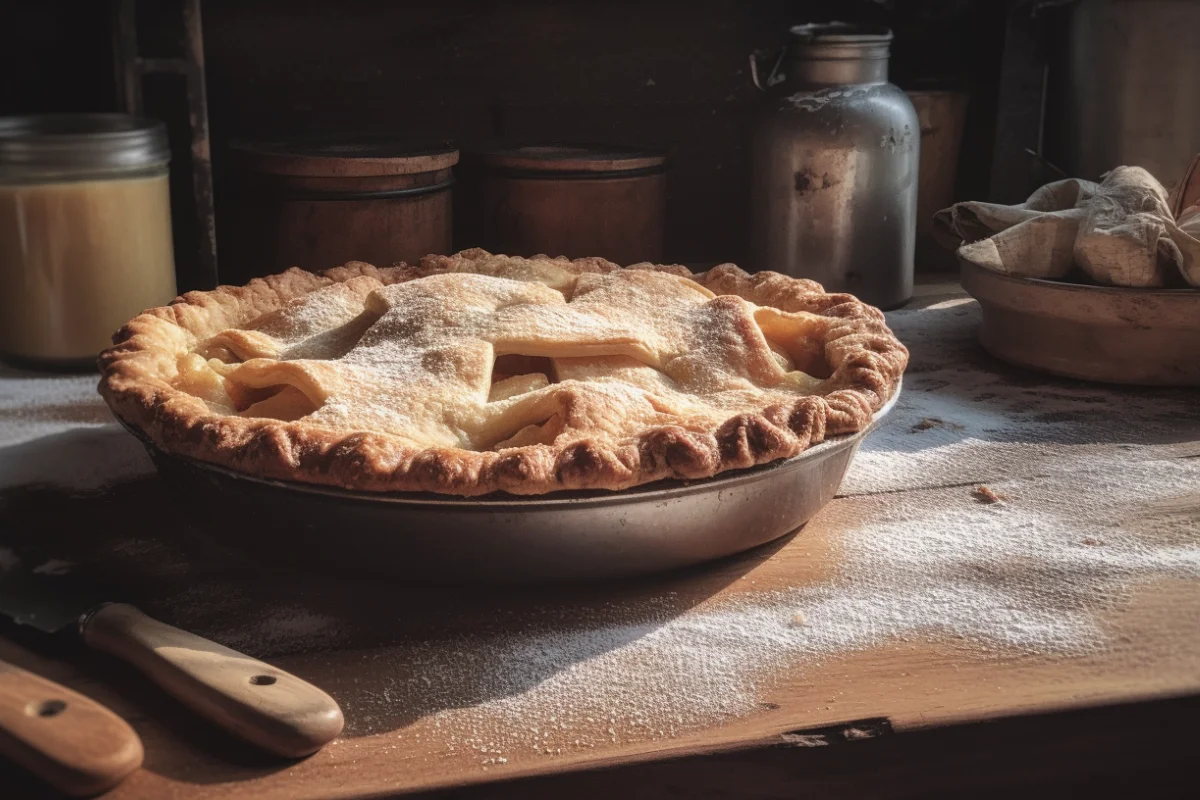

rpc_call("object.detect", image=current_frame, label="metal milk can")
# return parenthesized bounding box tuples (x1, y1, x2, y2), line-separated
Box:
(749, 24, 919, 309)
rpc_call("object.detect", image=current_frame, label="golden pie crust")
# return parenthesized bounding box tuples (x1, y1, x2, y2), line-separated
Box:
(99, 249, 907, 496)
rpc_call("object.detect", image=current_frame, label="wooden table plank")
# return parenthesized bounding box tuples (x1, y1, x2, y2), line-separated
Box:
(2, 461, 1196, 798)
(425, 694, 1200, 800)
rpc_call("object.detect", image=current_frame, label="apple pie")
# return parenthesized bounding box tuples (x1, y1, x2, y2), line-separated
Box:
(99, 249, 907, 496)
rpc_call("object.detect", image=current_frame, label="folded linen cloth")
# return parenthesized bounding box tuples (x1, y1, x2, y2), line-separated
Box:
(936, 166, 1200, 288)
(1175, 204, 1200, 285)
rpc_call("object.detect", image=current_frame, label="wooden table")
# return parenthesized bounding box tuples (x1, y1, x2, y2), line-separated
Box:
(1, 286, 1198, 799)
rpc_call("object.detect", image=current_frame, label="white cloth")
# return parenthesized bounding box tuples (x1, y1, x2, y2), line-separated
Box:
(936, 166, 1200, 288)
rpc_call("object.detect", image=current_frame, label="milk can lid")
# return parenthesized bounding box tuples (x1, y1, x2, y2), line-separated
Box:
(789, 22, 893, 44)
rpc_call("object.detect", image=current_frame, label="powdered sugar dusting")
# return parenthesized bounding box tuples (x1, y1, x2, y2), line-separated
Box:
(343, 455, 1198, 760)
(218, 606, 347, 654)
(208, 266, 861, 457)
(845, 299, 1200, 494)
(150, 576, 352, 656)
(0, 366, 153, 491)
(0, 368, 111, 446)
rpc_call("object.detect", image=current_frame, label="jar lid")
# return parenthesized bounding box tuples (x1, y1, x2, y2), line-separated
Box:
(232, 138, 460, 177)
(789, 22, 893, 44)
(477, 144, 666, 174)
(0, 114, 170, 176)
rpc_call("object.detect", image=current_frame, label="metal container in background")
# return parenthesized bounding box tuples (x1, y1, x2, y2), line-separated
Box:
(225, 140, 457, 285)
(476, 145, 666, 266)
(1051, 0, 1200, 188)
(749, 24, 919, 309)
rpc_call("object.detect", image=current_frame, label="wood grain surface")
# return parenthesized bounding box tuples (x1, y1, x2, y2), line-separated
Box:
(0, 286, 1197, 799)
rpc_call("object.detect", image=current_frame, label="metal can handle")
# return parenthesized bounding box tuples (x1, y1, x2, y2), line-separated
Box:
(749, 47, 787, 92)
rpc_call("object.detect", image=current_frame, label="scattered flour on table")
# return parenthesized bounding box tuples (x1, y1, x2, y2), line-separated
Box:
(153, 579, 350, 656)
(341, 300, 1200, 760)
(0, 370, 111, 445)
(346, 457, 1200, 762)
(4, 303, 1199, 765)
(0, 368, 152, 491)
(843, 300, 1200, 494)
(110, 538, 191, 576)
(215, 606, 348, 654)
(0, 367, 349, 659)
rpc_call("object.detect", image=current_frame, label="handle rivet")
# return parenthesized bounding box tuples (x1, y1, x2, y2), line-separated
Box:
(28, 699, 68, 717)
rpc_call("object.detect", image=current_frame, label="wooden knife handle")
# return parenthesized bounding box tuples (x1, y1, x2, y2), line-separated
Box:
(0, 658, 143, 796)
(81, 603, 344, 758)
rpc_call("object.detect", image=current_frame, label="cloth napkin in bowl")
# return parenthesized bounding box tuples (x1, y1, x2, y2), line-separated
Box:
(935, 166, 1200, 288)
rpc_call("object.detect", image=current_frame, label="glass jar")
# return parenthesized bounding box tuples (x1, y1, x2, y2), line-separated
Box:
(0, 114, 177, 369)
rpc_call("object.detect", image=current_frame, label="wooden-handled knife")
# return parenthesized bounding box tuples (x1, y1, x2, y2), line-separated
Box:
(0, 656, 143, 796)
(0, 559, 344, 759)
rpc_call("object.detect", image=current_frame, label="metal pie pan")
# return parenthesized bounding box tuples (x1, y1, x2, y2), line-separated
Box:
(961, 256, 1200, 386)
(137, 389, 897, 584)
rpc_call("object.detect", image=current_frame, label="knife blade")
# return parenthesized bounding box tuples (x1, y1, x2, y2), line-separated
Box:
(0, 555, 344, 759)
(0, 655, 143, 796)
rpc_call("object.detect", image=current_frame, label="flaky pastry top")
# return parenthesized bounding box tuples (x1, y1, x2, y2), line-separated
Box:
(99, 249, 907, 496)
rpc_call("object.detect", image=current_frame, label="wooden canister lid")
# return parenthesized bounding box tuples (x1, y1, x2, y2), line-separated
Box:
(476, 144, 666, 174)
(231, 139, 459, 177)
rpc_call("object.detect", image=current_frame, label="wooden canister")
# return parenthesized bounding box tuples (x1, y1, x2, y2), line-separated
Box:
(226, 141, 458, 282)
(908, 91, 969, 241)
(475, 145, 666, 265)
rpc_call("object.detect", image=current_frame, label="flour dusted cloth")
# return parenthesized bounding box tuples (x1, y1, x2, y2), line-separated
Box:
(936, 166, 1200, 288)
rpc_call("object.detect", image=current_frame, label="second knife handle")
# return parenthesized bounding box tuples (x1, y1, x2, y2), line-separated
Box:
(0, 658, 143, 796)
(81, 603, 344, 758)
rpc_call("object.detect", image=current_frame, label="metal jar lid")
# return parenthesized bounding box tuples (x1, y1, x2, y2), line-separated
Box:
(0, 114, 170, 178)
(788, 23, 893, 61)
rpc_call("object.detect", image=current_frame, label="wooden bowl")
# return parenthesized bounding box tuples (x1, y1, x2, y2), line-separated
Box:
(960, 257, 1200, 386)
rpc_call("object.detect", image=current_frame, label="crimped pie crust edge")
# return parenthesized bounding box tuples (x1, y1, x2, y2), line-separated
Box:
(98, 250, 908, 496)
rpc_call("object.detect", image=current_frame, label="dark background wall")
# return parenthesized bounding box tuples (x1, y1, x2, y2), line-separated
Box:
(1, 0, 1008, 289)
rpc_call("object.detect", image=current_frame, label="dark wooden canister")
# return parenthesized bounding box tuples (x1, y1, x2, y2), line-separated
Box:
(476, 145, 666, 265)
(225, 140, 458, 282)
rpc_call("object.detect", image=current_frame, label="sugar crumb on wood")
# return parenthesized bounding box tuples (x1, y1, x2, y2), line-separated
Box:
(911, 417, 965, 433)
(972, 485, 1008, 504)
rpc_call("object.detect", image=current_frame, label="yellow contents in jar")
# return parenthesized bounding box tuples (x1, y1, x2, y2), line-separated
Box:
(0, 173, 177, 362)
